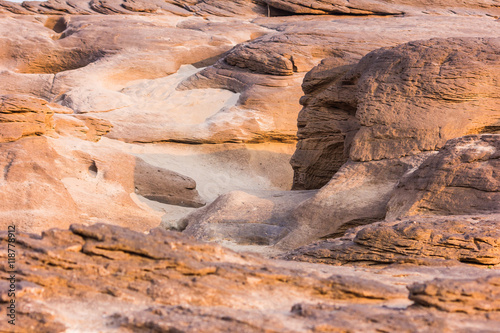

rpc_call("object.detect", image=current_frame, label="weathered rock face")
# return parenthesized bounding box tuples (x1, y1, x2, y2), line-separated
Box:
(387, 135, 500, 219)
(0, 134, 209, 233)
(0, 223, 405, 332)
(409, 275, 500, 314)
(281, 214, 500, 266)
(292, 37, 500, 190)
(0, 0, 267, 16)
(262, 0, 403, 15)
(1, 222, 499, 332)
(0, 94, 54, 143)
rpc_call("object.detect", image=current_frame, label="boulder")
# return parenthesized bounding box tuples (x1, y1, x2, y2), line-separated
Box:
(183, 189, 316, 244)
(134, 157, 205, 208)
(387, 135, 500, 219)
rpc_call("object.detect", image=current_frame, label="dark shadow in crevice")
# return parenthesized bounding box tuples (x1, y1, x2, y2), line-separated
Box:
(44, 16, 68, 34)
(88, 160, 98, 178)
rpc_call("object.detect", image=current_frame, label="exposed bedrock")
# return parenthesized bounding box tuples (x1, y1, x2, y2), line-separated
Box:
(2, 0, 499, 16)
(0, 132, 204, 233)
(185, 36, 500, 249)
(387, 135, 500, 219)
(409, 275, 500, 314)
(281, 214, 500, 266)
(292, 37, 500, 190)
(2, 222, 499, 332)
(280, 134, 500, 250)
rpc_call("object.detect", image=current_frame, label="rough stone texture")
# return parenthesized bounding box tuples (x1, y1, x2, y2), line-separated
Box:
(0, 135, 209, 233)
(54, 114, 113, 142)
(281, 214, 500, 266)
(277, 155, 431, 249)
(176, 16, 500, 145)
(2, 0, 499, 16)
(409, 275, 500, 314)
(288, 302, 500, 333)
(387, 135, 500, 219)
(262, 0, 403, 15)
(1, 223, 499, 332)
(0, 0, 267, 16)
(292, 37, 500, 190)
(0, 94, 54, 143)
(0, 136, 162, 233)
(184, 154, 431, 249)
(0, 223, 412, 332)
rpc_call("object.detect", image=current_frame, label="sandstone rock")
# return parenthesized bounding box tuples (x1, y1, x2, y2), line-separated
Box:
(54, 114, 113, 141)
(281, 214, 500, 266)
(275, 155, 431, 249)
(134, 157, 205, 208)
(349, 38, 500, 162)
(262, 0, 403, 15)
(0, 94, 54, 143)
(0, 135, 210, 233)
(183, 189, 317, 244)
(0, 0, 267, 16)
(387, 135, 500, 219)
(292, 37, 500, 189)
(289, 302, 500, 333)
(2, 222, 499, 332)
(409, 275, 500, 314)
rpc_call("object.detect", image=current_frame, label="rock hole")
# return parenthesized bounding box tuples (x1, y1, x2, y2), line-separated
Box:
(44, 16, 68, 34)
(88, 161, 98, 177)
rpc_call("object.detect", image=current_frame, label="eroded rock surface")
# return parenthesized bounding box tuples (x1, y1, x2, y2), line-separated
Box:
(409, 275, 500, 314)
(281, 215, 500, 266)
(1, 223, 499, 332)
(292, 37, 500, 190)
(0, 94, 54, 143)
(0, 223, 409, 332)
(387, 135, 500, 219)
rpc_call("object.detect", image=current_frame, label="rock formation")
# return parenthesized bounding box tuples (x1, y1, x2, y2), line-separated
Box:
(281, 214, 500, 266)
(292, 37, 500, 190)
(0, 0, 499, 331)
(387, 135, 500, 219)
(1, 223, 499, 332)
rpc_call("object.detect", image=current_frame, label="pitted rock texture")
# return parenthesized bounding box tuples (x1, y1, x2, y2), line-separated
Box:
(387, 135, 500, 219)
(409, 275, 500, 314)
(292, 37, 500, 190)
(281, 215, 500, 266)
